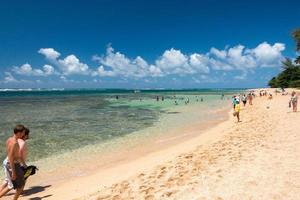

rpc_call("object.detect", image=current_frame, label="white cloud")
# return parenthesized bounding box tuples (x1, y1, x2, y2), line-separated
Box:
(3, 72, 17, 83)
(95, 47, 210, 78)
(234, 71, 248, 80)
(38, 48, 61, 60)
(12, 63, 56, 76)
(226, 45, 257, 69)
(39, 48, 90, 75)
(93, 46, 151, 78)
(251, 42, 285, 67)
(155, 48, 189, 70)
(43, 65, 55, 75)
(92, 42, 285, 79)
(7, 42, 286, 83)
(210, 47, 226, 59)
(189, 53, 210, 73)
(149, 65, 163, 77)
(94, 65, 116, 77)
(58, 55, 90, 75)
(208, 42, 285, 71)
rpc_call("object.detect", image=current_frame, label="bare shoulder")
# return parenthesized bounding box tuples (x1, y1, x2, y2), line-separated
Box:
(18, 139, 25, 146)
(6, 137, 17, 148)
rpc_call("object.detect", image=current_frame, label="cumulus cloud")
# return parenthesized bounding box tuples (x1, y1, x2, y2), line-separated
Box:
(251, 42, 285, 67)
(38, 48, 61, 60)
(6, 42, 285, 83)
(189, 53, 210, 73)
(12, 63, 56, 76)
(93, 46, 157, 78)
(94, 47, 209, 78)
(209, 42, 285, 70)
(234, 71, 248, 80)
(93, 42, 284, 79)
(3, 72, 17, 83)
(58, 55, 89, 75)
(39, 48, 90, 75)
(43, 65, 55, 75)
(210, 47, 226, 59)
(155, 48, 189, 70)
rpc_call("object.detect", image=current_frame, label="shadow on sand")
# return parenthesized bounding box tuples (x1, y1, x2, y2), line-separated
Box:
(22, 185, 52, 199)
(5, 185, 52, 199)
(28, 194, 53, 200)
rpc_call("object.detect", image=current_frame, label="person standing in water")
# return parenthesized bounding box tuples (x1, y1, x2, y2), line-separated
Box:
(0, 125, 26, 200)
(221, 93, 225, 100)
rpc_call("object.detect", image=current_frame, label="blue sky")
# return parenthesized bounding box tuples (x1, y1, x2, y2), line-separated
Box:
(0, 0, 299, 89)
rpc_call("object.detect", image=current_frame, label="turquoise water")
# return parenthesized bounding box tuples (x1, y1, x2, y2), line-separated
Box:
(0, 89, 241, 162)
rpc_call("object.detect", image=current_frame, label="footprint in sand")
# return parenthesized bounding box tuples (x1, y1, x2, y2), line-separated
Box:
(142, 186, 155, 195)
(162, 190, 179, 198)
(144, 195, 155, 200)
(111, 195, 121, 200)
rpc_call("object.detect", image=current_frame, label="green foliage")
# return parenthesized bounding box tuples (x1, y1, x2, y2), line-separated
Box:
(293, 28, 300, 64)
(277, 58, 300, 88)
(296, 57, 300, 64)
(268, 77, 278, 88)
(293, 28, 300, 51)
(268, 28, 300, 88)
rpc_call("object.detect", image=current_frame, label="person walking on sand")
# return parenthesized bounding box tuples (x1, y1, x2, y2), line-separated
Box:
(289, 91, 298, 112)
(0, 127, 30, 192)
(0, 125, 26, 200)
(232, 96, 237, 109)
(248, 92, 253, 105)
(242, 94, 247, 106)
(233, 99, 241, 122)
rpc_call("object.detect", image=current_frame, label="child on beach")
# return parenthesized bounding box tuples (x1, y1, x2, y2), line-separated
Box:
(233, 99, 241, 122)
(289, 91, 298, 112)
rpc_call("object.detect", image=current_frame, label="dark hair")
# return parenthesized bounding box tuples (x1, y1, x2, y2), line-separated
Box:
(24, 127, 30, 136)
(14, 124, 25, 134)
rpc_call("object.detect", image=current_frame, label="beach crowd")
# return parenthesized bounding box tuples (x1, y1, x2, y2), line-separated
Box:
(232, 88, 298, 123)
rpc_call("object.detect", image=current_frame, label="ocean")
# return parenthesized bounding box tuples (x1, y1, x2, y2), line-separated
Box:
(0, 89, 242, 163)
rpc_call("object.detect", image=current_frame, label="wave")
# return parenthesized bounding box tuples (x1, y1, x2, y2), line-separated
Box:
(0, 88, 65, 92)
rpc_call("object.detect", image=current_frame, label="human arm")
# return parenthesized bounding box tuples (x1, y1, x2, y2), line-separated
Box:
(8, 142, 17, 180)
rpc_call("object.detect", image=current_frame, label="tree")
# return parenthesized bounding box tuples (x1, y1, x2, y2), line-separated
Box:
(269, 28, 300, 88)
(268, 77, 278, 88)
(276, 58, 300, 88)
(293, 28, 300, 64)
(293, 29, 300, 51)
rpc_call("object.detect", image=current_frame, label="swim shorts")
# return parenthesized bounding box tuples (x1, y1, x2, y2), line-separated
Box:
(3, 159, 25, 189)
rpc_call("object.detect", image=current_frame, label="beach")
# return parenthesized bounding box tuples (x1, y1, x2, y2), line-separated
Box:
(3, 89, 300, 199)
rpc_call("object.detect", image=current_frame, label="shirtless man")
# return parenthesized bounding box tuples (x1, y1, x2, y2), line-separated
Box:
(0, 125, 26, 200)
(18, 127, 29, 168)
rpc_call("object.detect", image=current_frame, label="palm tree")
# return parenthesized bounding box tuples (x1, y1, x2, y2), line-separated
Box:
(293, 29, 300, 51)
(293, 29, 300, 64)
(276, 58, 300, 88)
(295, 57, 300, 64)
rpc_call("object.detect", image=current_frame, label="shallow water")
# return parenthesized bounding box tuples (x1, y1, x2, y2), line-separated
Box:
(0, 89, 240, 162)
